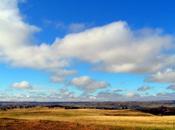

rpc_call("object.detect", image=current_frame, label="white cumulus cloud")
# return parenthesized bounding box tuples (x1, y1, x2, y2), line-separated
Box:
(56, 22, 175, 73)
(70, 76, 109, 93)
(11, 81, 32, 89)
(146, 68, 175, 83)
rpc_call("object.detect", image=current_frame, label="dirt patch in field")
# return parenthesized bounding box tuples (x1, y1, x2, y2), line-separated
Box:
(0, 118, 121, 130)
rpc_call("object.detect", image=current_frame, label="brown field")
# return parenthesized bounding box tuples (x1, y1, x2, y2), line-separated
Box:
(0, 107, 175, 130)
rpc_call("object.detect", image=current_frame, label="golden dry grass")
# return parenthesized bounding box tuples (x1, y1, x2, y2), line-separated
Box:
(0, 107, 175, 130)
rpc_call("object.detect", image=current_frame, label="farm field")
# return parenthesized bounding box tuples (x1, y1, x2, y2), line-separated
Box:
(0, 107, 175, 130)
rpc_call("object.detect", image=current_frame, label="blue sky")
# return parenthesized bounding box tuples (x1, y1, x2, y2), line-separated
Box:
(19, 0, 175, 42)
(0, 0, 175, 101)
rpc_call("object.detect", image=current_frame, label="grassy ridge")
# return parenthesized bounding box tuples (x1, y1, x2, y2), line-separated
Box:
(0, 107, 175, 130)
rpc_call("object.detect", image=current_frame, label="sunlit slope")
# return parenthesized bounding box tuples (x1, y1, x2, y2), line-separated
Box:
(0, 107, 175, 130)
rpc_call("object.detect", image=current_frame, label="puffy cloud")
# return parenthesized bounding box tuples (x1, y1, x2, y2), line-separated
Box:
(56, 22, 175, 73)
(146, 68, 175, 83)
(137, 86, 151, 92)
(1, 0, 175, 77)
(0, 0, 73, 82)
(11, 81, 32, 89)
(0, 0, 39, 51)
(70, 76, 109, 93)
(126, 92, 140, 98)
(167, 85, 175, 91)
(50, 70, 77, 83)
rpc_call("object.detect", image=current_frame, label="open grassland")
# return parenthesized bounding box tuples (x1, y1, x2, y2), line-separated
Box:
(0, 107, 175, 130)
